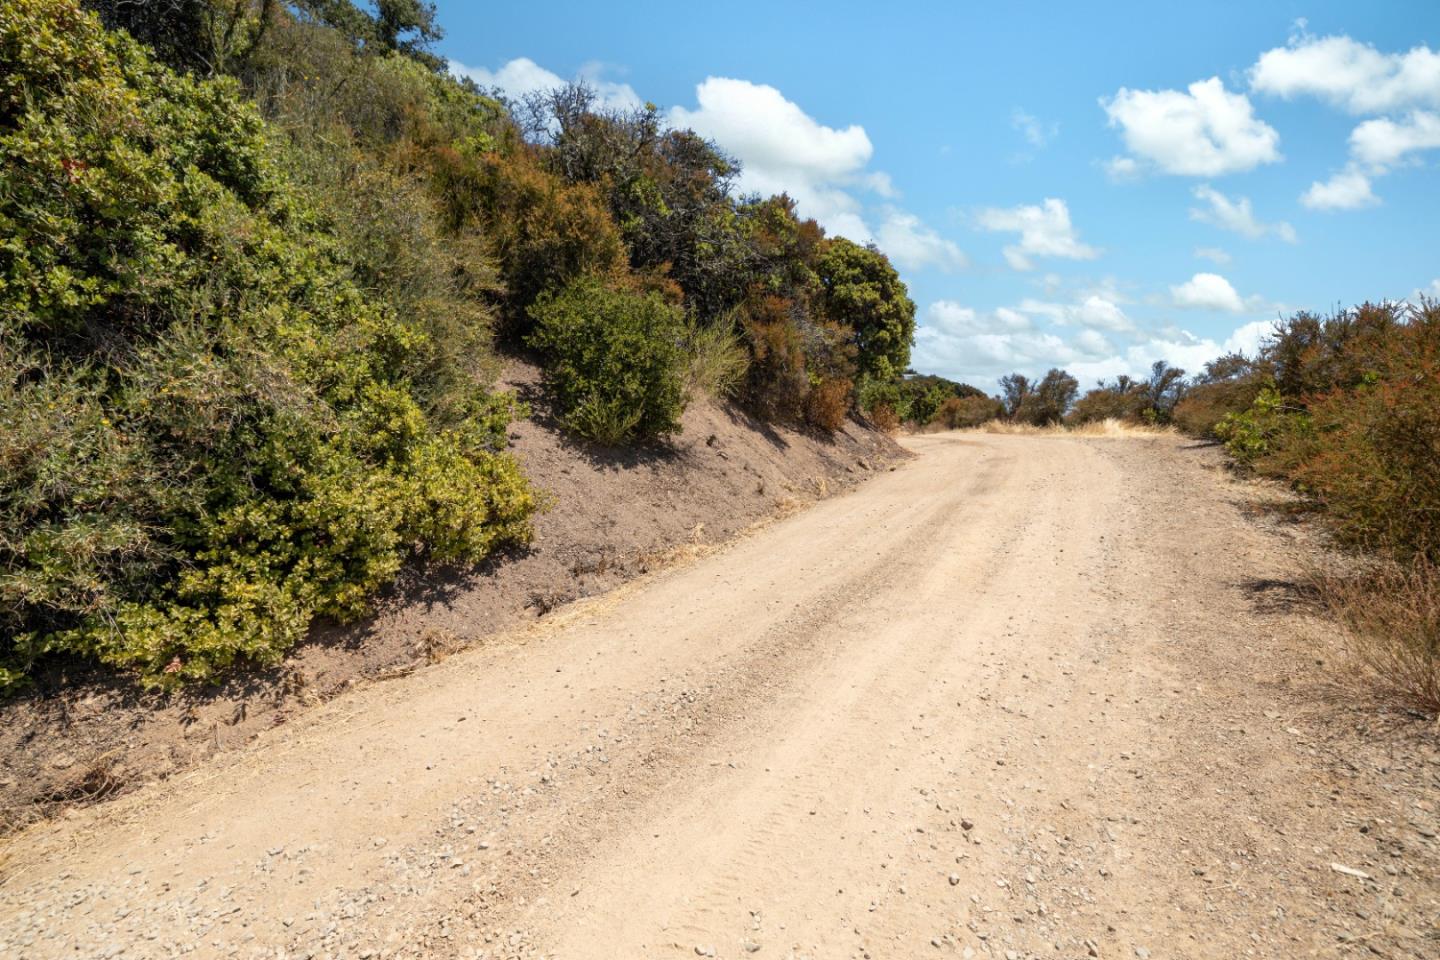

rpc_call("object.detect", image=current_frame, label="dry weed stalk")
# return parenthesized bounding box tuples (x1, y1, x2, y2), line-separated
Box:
(1314, 557, 1440, 718)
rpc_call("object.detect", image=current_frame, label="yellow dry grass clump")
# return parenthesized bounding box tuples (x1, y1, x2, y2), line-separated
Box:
(977, 418, 1176, 438)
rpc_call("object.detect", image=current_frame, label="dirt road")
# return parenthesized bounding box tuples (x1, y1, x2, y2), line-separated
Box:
(3, 432, 1437, 959)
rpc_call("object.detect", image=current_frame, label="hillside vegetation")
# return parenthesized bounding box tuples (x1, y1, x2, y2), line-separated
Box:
(0, 0, 936, 691)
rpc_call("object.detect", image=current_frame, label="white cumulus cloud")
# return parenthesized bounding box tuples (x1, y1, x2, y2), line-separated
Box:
(1249, 34, 1440, 114)
(449, 57, 641, 112)
(1248, 34, 1440, 209)
(876, 209, 968, 273)
(914, 303, 1273, 389)
(1301, 167, 1380, 211)
(669, 77, 875, 240)
(669, 77, 959, 265)
(1189, 185, 1296, 242)
(671, 78, 872, 198)
(1300, 109, 1439, 209)
(1101, 77, 1282, 176)
(1170, 272, 1245, 312)
(1011, 294, 1133, 333)
(1073, 295, 1134, 332)
(976, 198, 1100, 271)
(1349, 110, 1440, 167)
(926, 301, 1034, 338)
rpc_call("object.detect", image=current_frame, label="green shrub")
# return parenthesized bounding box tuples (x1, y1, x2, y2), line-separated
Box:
(1213, 386, 1312, 469)
(856, 375, 911, 423)
(683, 317, 750, 400)
(895, 374, 986, 426)
(528, 278, 689, 444)
(815, 238, 915, 383)
(0, 0, 535, 689)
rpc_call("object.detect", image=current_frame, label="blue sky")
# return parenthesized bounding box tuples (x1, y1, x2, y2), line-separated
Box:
(438, 1, 1440, 389)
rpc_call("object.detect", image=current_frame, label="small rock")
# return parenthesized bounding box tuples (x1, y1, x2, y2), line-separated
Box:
(949, 873, 961, 885)
(1135, 949, 1150, 959)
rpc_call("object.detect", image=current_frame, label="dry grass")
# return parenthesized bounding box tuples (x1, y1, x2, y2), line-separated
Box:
(1314, 557, 1440, 718)
(977, 418, 1177, 438)
(415, 628, 466, 664)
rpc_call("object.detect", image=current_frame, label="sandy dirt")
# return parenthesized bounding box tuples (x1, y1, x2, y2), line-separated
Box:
(2, 432, 1437, 959)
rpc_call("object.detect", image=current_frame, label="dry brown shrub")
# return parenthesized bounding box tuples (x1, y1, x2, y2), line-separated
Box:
(1172, 378, 1264, 438)
(1316, 558, 1440, 717)
(804, 377, 851, 432)
(932, 394, 1002, 430)
(869, 403, 900, 433)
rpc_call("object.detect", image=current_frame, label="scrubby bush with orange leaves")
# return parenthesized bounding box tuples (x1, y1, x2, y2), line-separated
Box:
(1290, 303, 1440, 561)
(804, 378, 853, 432)
(1213, 300, 1440, 715)
(1214, 301, 1438, 562)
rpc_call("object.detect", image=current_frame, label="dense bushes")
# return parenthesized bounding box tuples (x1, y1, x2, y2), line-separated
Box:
(528, 279, 689, 444)
(516, 95, 917, 433)
(1201, 302, 1439, 714)
(1245, 303, 1439, 561)
(465, 148, 628, 338)
(1202, 303, 1435, 560)
(893, 374, 987, 427)
(1068, 363, 1182, 426)
(1171, 354, 1265, 439)
(932, 394, 1005, 429)
(3, 0, 927, 692)
(0, 0, 535, 689)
